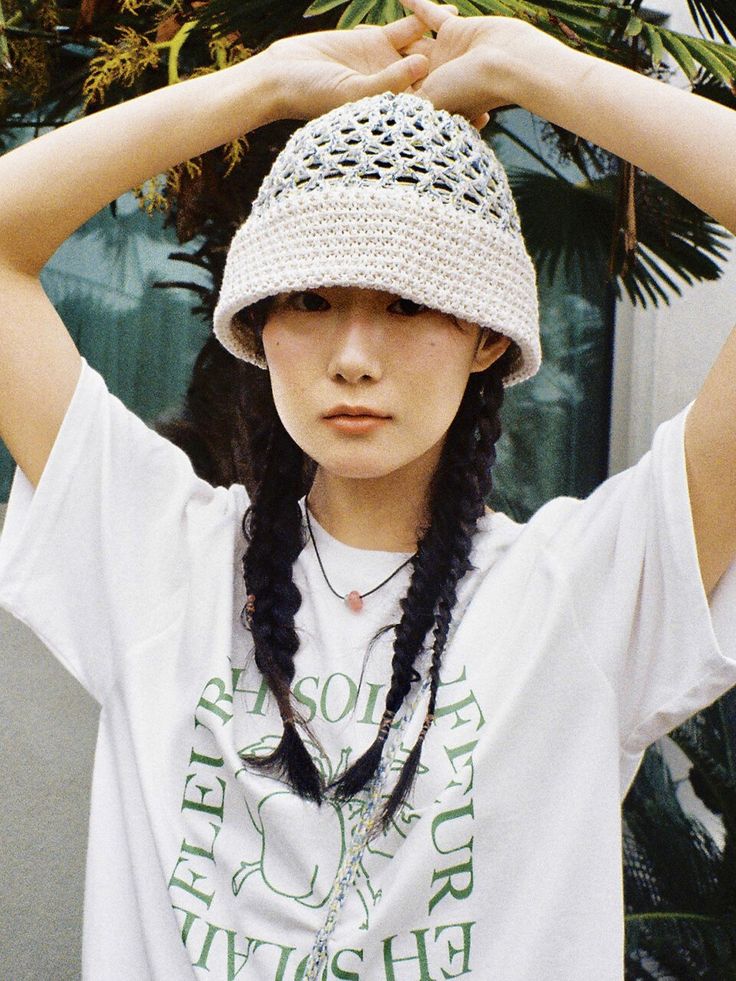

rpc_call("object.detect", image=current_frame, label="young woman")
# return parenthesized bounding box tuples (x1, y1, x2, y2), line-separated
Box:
(1, 0, 736, 977)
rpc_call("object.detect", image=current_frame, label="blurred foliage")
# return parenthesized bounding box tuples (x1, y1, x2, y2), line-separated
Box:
(623, 689, 736, 979)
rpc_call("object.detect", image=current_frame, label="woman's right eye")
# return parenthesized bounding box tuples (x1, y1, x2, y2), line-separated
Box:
(289, 291, 328, 311)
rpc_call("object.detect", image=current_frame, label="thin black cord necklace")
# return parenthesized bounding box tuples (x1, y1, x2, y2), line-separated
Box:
(304, 496, 416, 612)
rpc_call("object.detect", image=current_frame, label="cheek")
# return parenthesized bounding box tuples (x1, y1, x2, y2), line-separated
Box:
(412, 321, 477, 374)
(262, 326, 313, 409)
(268, 369, 307, 434)
(402, 344, 473, 419)
(262, 317, 313, 365)
(262, 355, 310, 436)
(261, 321, 287, 368)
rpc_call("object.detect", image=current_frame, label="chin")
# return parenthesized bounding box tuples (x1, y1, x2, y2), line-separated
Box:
(319, 460, 403, 481)
(310, 447, 410, 481)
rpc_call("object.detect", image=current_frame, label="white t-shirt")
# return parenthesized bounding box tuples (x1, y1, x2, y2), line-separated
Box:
(2, 356, 736, 981)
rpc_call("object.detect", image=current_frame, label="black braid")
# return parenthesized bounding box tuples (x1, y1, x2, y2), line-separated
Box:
(237, 299, 323, 803)
(329, 354, 510, 827)
(376, 365, 506, 828)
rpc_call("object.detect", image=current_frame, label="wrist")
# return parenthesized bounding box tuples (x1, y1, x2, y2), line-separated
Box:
(491, 22, 592, 118)
(247, 42, 301, 126)
(221, 49, 287, 132)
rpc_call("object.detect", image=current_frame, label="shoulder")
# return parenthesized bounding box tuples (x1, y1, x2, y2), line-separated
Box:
(470, 506, 525, 570)
(473, 496, 585, 575)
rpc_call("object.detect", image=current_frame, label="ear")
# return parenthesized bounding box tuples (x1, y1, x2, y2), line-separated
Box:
(470, 329, 512, 373)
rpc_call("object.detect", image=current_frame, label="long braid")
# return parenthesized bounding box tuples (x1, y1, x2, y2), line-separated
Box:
(329, 353, 510, 823)
(238, 335, 323, 802)
(327, 521, 450, 802)
(377, 364, 506, 827)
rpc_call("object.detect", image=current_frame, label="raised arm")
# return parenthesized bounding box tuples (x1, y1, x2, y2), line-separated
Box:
(402, 0, 736, 598)
(514, 23, 736, 598)
(1, 58, 278, 279)
(0, 17, 432, 488)
(0, 52, 279, 490)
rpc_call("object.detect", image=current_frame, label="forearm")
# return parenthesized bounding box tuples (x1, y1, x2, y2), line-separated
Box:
(0, 50, 280, 275)
(506, 30, 736, 595)
(510, 32, 736, 234)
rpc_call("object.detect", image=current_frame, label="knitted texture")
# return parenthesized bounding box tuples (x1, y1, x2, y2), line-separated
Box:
(213, 91, 541, 387)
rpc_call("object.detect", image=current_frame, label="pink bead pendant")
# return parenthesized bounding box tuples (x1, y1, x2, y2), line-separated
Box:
(346, 590, 364, 612)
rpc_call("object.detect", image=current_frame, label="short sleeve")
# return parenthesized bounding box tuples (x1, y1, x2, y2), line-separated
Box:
(0, 357, 247, 704)
(532, 401, 736, 757)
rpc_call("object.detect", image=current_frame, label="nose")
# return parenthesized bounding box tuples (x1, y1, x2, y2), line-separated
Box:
(327, 315, 384, 384)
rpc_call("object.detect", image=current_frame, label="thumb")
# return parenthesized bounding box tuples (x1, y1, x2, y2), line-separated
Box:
(360, 53, 429, 97)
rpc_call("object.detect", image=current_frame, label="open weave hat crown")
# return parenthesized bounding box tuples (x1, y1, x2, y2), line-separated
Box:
(213, 90, 541, 387)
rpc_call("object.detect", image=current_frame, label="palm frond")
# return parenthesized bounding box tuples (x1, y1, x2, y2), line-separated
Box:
(303, 0, 353, 14)
(686, 0, 736, 44)
(623, 740, 736, 979)
(338, 0, 382, 28)
(505, 167, 731, 309)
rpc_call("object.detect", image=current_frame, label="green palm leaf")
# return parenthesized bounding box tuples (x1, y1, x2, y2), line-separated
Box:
(303, 0, 353, 15)
(660, 29, 700, 80)
(505, 167, 731, 308)
(681, 34, 736, 89)
(449, 0, 487, 15)
(336, 0, 381, 28)
(642, 22, 665, 67)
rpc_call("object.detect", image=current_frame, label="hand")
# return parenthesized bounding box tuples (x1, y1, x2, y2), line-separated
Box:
(398, 0, 557, 123)
(263, 16, 434, 122)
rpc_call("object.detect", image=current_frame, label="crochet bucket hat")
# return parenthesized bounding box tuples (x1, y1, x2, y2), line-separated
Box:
(213, 90, 541, 387)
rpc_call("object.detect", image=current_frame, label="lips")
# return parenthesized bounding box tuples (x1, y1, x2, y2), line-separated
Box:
(324, 406, 390, 419)
(324, 415, 390, 433)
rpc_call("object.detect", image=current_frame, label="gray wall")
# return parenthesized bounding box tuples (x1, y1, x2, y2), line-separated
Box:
(0, 503, 98, 980)
(609, 251, 736, 475)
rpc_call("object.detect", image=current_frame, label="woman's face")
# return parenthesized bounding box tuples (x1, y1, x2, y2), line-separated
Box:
(261, 286, 511, 481)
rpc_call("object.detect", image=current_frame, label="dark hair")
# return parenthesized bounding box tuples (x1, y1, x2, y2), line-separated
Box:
(230, 295, 515, 828)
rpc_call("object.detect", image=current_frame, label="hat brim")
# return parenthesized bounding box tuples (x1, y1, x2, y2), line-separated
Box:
(213, 184, 540, 387)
